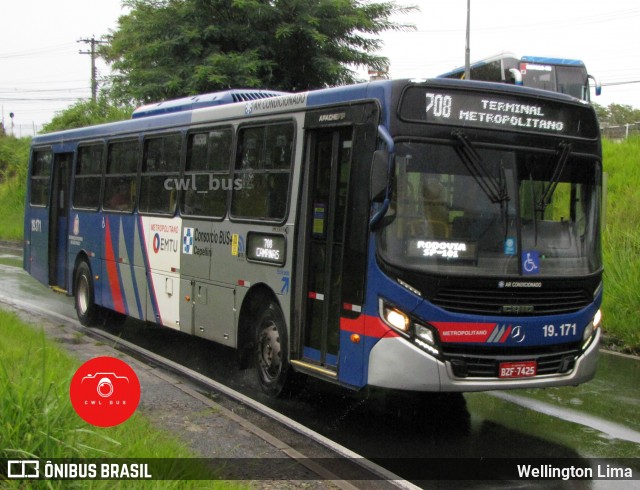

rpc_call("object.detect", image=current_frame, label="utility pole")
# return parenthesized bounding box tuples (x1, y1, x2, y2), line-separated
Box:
(464, 0, 471, 80)
(78, 36, 107, 102)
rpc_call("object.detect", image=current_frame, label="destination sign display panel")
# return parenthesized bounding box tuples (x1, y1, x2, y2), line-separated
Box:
(246, 232, 286, 266)
(398, 86, 598, 139)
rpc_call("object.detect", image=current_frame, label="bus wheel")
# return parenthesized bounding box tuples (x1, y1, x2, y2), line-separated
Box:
(255, 302, 301, 397)
(75, 261, 101, 326)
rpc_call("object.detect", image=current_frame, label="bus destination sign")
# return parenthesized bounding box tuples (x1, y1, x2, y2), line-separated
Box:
(246, 232, 286, 266)
(399, 86, 598, 139)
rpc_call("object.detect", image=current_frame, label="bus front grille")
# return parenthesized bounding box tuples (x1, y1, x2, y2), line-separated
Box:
(444, 348, 581, 378)
(432, 287, 591, 316)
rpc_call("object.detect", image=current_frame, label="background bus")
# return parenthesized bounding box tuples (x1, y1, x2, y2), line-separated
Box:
(24, 78, 603, 398)
(438, 52, 602, 101)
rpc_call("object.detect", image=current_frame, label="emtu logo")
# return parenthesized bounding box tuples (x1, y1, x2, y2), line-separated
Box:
(70, 357, 140, 427)
(152, 233, 161, 253)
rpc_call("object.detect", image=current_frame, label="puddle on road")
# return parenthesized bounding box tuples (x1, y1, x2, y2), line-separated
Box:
(489, 390, 640, 444)
(465, 392, 640, 458)
(505, 352, 640, 433)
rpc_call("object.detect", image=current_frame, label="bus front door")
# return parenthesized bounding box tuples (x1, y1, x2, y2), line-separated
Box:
(48, 152, 72, 289)
(301, 128, 353, 372)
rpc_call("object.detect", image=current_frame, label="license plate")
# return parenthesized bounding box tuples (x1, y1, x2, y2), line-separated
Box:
(499, 361, 537, 378)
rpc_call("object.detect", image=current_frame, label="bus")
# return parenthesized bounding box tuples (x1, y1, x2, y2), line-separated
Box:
(24, 79, 603, 397)
(438, 52, 602, 102)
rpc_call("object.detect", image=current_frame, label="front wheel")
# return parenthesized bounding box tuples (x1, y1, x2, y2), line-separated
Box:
(74, 261, 103, 326)
(255, 302, 303, 397)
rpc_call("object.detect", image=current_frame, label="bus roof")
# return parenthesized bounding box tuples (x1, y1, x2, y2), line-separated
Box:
(438, 52, 588, 79)
(30, 78, 590, 147)
(521, 56, 586, 67)
(131, 89, 290, 119)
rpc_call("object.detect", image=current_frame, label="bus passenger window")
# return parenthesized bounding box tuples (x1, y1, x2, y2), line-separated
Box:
(140, 134, 181, 215)
(106, 179, 131, 210)
(103, 140, 139, 212)
(231, 122, 293, 221)
(182, 128, 232, 218)
(73, 144, 103, 210)
(30, 150, 52, 206)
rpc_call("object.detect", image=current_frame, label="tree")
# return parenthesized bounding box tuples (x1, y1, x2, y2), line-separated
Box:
(592, 102, 640, 126)
(100, 0, 416, 103)
(41, 96, 134, 133)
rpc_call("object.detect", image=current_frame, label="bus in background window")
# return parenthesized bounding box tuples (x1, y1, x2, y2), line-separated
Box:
(24, 79, 603, 399)
(438, 51, 602, 102)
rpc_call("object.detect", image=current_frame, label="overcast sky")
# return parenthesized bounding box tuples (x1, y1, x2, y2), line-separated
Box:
(2, 0, 639, 136)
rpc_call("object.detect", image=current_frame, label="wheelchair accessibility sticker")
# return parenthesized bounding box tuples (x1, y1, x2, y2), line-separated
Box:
(522, 250, 540, 275)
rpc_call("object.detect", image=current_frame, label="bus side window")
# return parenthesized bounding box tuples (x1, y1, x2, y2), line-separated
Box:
(103, 140, 139, 212)
(181, 128, 232, 218)
(140, 134, 181, 215)
(30, 150, 52, 206)
(231, 122, 293, 221)
(73, 144, 103, 210)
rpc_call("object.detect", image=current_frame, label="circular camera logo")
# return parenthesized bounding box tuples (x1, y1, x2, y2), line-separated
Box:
(70, 356, 141, 427)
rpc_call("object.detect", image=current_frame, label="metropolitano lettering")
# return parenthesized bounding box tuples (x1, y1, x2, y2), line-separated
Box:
(458, 98, 564, 131)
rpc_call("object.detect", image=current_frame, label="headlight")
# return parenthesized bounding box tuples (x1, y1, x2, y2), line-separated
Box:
(378, 299, 440, 355)
(414, 323, 440, 356)
(582, 309, 602, 349)
(379, 300, 410, 334)
(593, 309, 602, 329)
(415, 324, 435, 345)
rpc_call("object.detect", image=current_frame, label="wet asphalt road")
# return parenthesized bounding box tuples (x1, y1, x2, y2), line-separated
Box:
(1, 254, 639, 487)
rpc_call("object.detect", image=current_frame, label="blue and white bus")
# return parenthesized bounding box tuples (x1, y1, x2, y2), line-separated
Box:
(24, 79, 603, 396)
(439, 52, 602, 102)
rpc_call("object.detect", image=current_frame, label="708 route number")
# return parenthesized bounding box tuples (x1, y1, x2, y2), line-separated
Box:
(543, 323, 577, 338)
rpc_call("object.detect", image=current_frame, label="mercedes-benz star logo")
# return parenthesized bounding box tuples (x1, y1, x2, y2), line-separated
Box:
(511, 325, 526, 343)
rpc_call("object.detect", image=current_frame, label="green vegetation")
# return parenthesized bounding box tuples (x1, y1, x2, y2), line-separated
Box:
(601, 137, 640, 352)
(101, 0, 416, 101)
(593, 102, 640, 126)
(0, 135, 29, 241)
(0, 309, 225, 488)
(41, 97, 134, 133)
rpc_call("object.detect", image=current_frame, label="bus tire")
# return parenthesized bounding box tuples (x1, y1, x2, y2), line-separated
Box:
(74, 261, 102, 326)
(255, 302, 303, 397)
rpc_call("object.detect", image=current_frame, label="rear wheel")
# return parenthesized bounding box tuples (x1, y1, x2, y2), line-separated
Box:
(74, 261, 103, 326)
(255, 302, 303, 397)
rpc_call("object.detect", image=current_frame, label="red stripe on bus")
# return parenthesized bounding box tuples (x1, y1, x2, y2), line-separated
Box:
(500, 325, 513, 343)
(104, 219, 125, 313)
(340, 315, 399, 339)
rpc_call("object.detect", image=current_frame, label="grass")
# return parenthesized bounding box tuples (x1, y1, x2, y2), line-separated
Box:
(0, 135, 28, 241)
(601, 136, 640, 352)
(0, 309, 233, 488)
(0, 178, 25, 241)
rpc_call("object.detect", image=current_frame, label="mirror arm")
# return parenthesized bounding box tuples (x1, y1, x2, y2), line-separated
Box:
(369, 125, 395, 229)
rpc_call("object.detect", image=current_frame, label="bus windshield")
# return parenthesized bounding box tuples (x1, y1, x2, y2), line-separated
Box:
(520, 62, 589, 100)
(378, 141, 601, 277)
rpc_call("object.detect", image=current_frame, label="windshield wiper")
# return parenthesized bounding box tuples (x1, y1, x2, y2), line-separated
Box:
(451, 130, 510, 204)
(535, 141, 572, 215)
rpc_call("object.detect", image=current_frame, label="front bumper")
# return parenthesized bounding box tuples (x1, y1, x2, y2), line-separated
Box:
(367, 327, 600, 392)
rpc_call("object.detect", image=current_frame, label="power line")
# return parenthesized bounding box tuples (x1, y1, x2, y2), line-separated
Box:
(602, 80, 640, 87)
(0, 97, 88, 102)
(0, 87, 88, 93)
(0, 43, 76, 59)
